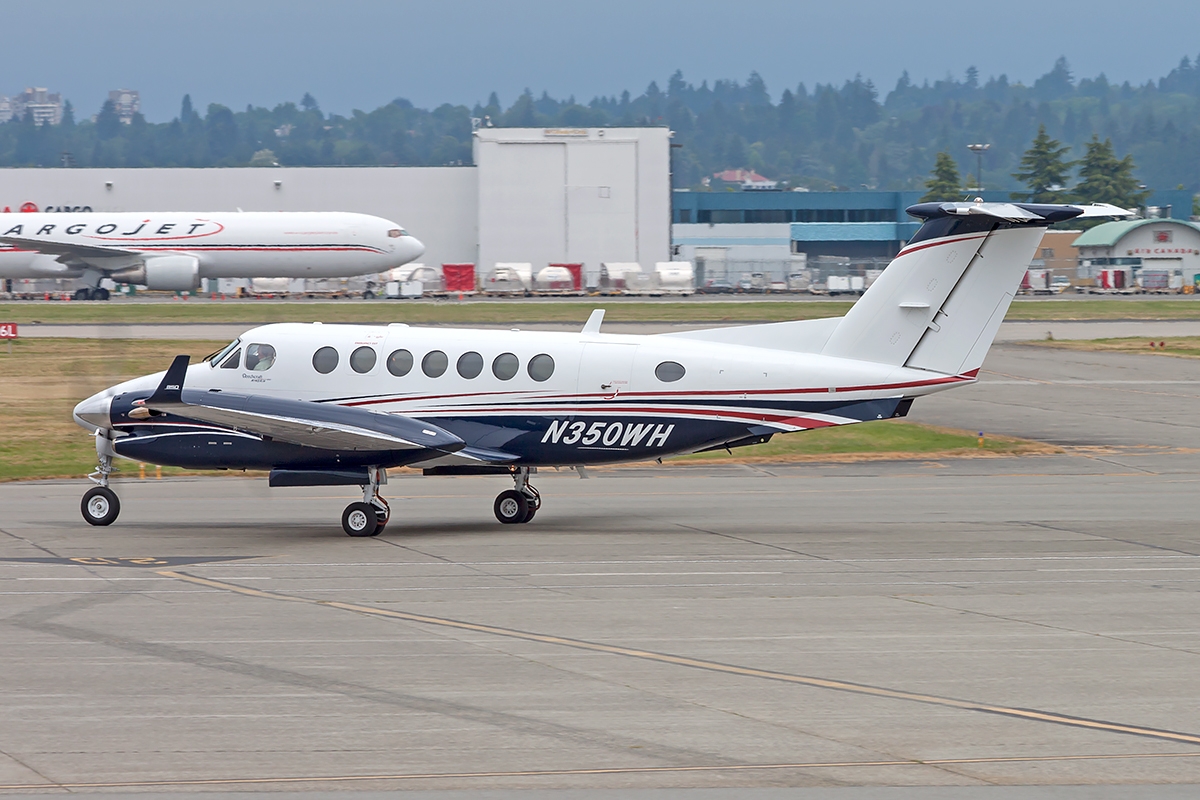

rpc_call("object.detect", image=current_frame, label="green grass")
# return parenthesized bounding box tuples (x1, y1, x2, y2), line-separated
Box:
(672, 420, 1052, 463)
(2, 296, 1200, 326)
(1026, 336, 1200, 358)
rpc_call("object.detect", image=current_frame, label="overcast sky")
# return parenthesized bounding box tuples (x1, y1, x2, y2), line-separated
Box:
(6, 0, 1198, 121)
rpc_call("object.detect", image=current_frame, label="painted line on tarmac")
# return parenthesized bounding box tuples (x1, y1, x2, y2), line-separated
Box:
(2, 750, 1199, 791)
(157, 569, 1200, 747)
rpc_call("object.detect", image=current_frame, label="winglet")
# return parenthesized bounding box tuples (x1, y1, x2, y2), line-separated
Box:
(582, 309, 605, 334)
(144, 355, 191, 406)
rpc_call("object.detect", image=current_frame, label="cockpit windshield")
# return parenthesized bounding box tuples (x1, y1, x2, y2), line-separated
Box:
(206, 338, 241, 366)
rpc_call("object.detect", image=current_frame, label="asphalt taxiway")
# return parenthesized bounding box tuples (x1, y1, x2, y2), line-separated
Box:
(1, 345, 1199, 796)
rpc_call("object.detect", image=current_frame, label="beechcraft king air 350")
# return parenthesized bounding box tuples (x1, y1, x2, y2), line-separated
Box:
(0, 211, 425, 299)
(72, 201, 1130, 535)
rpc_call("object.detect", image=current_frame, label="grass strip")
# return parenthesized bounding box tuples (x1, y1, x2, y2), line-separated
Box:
(1025, 336, 1200, 358)
(2, 297, 1200, 326)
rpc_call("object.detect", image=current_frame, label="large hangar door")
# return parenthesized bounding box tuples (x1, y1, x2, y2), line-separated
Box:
(566, 142, 638, 265)
(478, 141, 567, 268)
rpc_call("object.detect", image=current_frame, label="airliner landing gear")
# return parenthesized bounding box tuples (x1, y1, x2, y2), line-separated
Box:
(81, 450, 120, 526)
(343, 467, 390, 537)
(495, 467, 539, 524)
(73, 287, 110, 301)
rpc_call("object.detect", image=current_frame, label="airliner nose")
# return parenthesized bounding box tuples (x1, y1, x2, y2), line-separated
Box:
(405, 234, 425, 261)
(73, 392, 112, 431)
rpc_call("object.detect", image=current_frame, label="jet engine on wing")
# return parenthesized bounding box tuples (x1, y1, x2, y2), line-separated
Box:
(110, 255, 200, 291)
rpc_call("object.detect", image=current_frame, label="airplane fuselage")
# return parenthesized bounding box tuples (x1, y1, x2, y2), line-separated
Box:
(80, 322, 970, 472)
(0, 211, 424, 281)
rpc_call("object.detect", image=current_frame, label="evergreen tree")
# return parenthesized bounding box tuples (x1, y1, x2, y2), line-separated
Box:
(1011, 124, 1073, 202)
(1072, 135, 1149, 209)
(920, 152, 962, 201)
(95, 100, 122, 140)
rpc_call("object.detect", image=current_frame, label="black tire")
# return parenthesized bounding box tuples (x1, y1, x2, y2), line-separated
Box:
(81, 486, 120, 526)
(371, 503, 389, 536)
(363, 290, 375, 300)
(98, 287, 111, 301)
(494, 490, 528, 524)
(74, 288, 92, 301)
(522, 504, 537, 523)
(342, 502, 379, 537)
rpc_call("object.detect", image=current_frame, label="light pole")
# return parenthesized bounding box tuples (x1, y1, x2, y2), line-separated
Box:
(967, 143, 990, 194)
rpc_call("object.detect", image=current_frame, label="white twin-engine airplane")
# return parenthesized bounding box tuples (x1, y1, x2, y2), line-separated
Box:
(0, 211, 425, 299)
(72, 200, 1129, 536)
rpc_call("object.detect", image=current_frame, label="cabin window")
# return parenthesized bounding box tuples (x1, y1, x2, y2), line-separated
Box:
(422, 350, 448, 377)
(220, 348, 241, 369)
(655, 361, 685, 382)
(457, 351, 484, 379)
(528, 353, 554, 382)
(245, 343, 276, 371)
(350, 346, 377, 374)
(387, 349, 413, 377)
(312, 346, 339, 374)
(492, 352, 519, 380)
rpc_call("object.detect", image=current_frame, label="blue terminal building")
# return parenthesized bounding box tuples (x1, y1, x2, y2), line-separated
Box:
(671, 188, 1194, 263)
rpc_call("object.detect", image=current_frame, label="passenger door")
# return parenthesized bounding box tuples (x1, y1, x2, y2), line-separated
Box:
(577, 343, 638, 400)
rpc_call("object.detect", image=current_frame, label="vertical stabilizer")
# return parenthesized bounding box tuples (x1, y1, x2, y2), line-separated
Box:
(821, 202, 1127, 374)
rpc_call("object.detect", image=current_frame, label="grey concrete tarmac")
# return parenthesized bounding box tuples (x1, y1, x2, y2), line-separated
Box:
(2, 346, 1200, 796)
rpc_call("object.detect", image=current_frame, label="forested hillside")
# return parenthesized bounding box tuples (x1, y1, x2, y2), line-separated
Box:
(2, 57, 1199, 194)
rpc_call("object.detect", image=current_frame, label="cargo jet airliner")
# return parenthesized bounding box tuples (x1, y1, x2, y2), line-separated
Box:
(72, 201, 1129, 535)
(0, 211, 424, 299)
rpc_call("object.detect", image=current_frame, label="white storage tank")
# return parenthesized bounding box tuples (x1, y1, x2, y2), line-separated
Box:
(654, 261, 694, 295)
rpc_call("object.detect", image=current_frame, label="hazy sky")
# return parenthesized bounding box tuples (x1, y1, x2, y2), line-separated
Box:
(6, 0, 1198, 121)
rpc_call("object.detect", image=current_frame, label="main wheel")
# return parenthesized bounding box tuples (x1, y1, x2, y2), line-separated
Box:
(371, 501, 390, 536)
(494, 490, 529, 524)
(97, 287, 110, 301)
(81, 487, 120, 526)
(520, 487, 540, 523)
(74, 288, 92, 301)
(342, 502, 379, 537)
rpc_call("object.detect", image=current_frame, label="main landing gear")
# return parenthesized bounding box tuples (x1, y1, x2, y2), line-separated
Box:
(342, 467, 390, 537)
(81, 447, 120, 526)
(494, 467, 540, 525)
(73, 287, 110, 301)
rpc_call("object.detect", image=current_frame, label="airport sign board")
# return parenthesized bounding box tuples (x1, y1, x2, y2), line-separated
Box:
(0, 323, 17, 339)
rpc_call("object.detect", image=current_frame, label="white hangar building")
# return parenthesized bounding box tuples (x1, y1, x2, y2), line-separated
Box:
(1074, 219, 1200, 284)
(0, 127, 671, 275)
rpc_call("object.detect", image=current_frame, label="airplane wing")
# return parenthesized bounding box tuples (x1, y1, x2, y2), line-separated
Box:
(0, 236, 146, 269)
(140, 355, 465, 454)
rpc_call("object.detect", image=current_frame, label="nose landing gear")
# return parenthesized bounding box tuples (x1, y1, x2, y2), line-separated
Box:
(494, 467, 540, 524)
(81, 435, 120, 526)
(342, 467, 390, 537)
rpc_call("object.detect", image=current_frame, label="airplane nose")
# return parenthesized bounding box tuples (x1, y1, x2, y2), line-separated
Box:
(406, 235, 425, 261)
(73, 392, 112, 430)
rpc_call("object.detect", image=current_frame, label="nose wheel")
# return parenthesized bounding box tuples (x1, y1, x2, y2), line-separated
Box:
(494, 467, 540, 524)
(81, 442, 120, 526)
(343, 467, 390, 537)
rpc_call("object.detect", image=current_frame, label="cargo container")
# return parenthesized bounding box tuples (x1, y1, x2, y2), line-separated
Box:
(654, 262, 694, 295)
(484, 263, 532, 295)
(600, 262, 642, 294)
(441, 263, 476, 294)
(534, 265, 576, 293)
(547, 263, 584, 293)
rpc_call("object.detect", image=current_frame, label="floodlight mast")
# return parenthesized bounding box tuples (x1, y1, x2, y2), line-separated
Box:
(967, 143, 991, 192)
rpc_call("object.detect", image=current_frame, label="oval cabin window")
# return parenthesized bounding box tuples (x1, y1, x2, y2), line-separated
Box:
(422, 350, 448, 378)
(387, 349, 413, 376)
(312, 347, 338, 374)
(655, 361, 686, 382)
(492, 353, 519, 380)
(350, 346, 377, 374)
(457, 351, 484, 379)
(527, 354, 555, 382)
(245, 343, 276, 371)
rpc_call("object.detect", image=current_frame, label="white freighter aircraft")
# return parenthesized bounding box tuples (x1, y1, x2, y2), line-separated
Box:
(72, 200, 1129, 535)
(0, 211, 425, 299)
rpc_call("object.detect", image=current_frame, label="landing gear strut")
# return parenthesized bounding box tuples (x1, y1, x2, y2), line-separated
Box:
(343, 467, 390, 537)
(81, 439, 120, 526)
(494, 467, 539, 524)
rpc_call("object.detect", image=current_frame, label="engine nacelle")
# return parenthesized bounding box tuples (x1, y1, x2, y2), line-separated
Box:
(110, 255, 200, 291)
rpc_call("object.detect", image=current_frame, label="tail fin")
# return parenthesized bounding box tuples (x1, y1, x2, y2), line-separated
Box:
(821, 201, 1129, 375)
